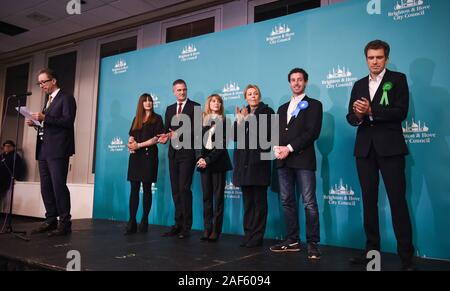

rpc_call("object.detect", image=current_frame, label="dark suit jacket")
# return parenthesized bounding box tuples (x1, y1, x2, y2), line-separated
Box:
(36, 90, 77, 160)
(233, 102, 274, 187)
(195, 118, 233, 173)
(346, 69, 409, 158)
(164, 99, 201, 160)
(276, 96, 323, 171)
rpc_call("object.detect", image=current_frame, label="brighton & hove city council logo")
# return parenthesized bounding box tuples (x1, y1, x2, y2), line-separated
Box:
(388, 0, 431, 21)
(179, 44, 200, 62)
(112, 59, 128, 75)
(324, 178, 360, 207)
(108, 137, 126, 152)
(224, 179, 242, 199)
(403, 117, 435, 144)
(321, 65, 357, 89)
(220, 82, 243, 101)
(266, 24, 295, 45)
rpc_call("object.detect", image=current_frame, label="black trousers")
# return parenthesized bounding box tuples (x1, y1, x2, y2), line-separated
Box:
(129, 181, 152, 222)
(169, 156, 195, 232)
(356, 146, 414, 262)
(200, 170, 226, 235)
(38, 158, 71, 227)
(241, 185, 268, 244)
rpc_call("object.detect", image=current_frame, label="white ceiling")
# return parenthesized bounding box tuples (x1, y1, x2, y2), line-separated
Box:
(0, 0, 185, 53)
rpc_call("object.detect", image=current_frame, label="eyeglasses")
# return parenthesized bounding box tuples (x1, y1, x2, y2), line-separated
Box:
(36, 79, 52, 86)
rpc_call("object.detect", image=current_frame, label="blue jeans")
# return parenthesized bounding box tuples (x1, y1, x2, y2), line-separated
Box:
(278, 167, 320, 243)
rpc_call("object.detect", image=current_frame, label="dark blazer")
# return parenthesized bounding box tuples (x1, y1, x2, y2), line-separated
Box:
(128, 114, 165, 183)
(164, 99, 201, 160)
(195, 117, 233, 173)
(346, 69, 409, 158)
(276, 96, 323, 171)
(1, 151, 25, 194)
(36, 90, 77, 160)
(233, 102, 274, 187)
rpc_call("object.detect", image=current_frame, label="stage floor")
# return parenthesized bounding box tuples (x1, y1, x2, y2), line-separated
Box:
(0, 216, 449, 271)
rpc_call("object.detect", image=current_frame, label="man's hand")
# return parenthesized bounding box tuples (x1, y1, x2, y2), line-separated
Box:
(196, 158, 207, 169)
(31, 112, 45, 122)
(274, 146, 290, 160)
(353, 97, 372, 119)
(157, 133, 169, 144)
(26, 119, 35, 127)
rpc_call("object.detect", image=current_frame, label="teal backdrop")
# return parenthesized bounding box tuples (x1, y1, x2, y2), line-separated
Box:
(94, 0, 450, 260)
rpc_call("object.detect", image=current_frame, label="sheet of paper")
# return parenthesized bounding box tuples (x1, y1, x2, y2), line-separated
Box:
(15, 107, 42, 127)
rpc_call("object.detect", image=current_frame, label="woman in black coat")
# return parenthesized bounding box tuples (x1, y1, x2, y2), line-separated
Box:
(196, 94, 232, 242)
(125, 93, 164, 235)
(233, 84, 274, 248)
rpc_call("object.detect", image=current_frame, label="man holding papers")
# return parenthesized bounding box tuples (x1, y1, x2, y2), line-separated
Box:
(26, 68, 77, 237)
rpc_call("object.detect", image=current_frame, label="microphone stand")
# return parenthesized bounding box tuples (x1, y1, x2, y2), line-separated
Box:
(0, 95, 30, 241)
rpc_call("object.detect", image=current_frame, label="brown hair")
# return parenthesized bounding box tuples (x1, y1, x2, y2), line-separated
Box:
(131, 93, 156, 131)
(203, 94, 224, 126)
(38, 68, 58, 84)
(364, 40, 390, 58)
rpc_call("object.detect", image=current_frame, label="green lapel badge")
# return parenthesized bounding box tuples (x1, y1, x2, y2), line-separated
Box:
(380, 82, 393, 106)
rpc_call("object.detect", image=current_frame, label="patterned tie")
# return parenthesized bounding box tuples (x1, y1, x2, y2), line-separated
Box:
(45, 95, 53, 110)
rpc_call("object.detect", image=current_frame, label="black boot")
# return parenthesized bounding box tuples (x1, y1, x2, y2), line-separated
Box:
(138, 220, 148, 233)
(124, 220, 137, 235)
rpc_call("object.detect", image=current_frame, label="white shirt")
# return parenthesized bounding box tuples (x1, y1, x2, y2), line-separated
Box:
(369, 69, 386, 101)
(287, 93, 306, 124)
(176, 98, 187, 114)
(286, 93, 306, 152)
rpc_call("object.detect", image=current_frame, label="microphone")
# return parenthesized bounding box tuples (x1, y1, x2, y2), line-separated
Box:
(8, 92, 32, 98)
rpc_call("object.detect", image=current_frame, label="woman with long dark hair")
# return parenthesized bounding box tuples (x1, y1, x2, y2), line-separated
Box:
(125, 93, 164, 235)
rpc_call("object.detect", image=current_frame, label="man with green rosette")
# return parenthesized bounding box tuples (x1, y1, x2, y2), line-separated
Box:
(346, 40, 415, 271)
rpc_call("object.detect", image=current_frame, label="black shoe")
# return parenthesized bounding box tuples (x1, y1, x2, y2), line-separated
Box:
(124, 220, 137, 235)
(48, 226, 72, 237)
(246, 240, 263, 248)
(307, 242, 321, 260)
(178, 231, 190, 239)
(240, 239, 249, 247)
(349, 255, 371, 265)
(30, 222, 57, 234)
(269, 241, 301, 253)
(200, 231, 210, 241)
(138, 220, 148, 233)
(401, 259, 417, 271)
(208, 232, 219, 242)
(161, 226, 180, 237)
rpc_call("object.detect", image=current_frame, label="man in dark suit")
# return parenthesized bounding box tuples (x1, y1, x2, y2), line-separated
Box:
(159, 79, 201, 239)
(270, 68, 323, 260)
(347, 40, 415, 270)
(26, 68, 77, 237)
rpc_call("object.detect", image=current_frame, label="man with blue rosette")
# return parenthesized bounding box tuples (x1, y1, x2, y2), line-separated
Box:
(347, 40, 415, 271)
(270, 68, 323, 261)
